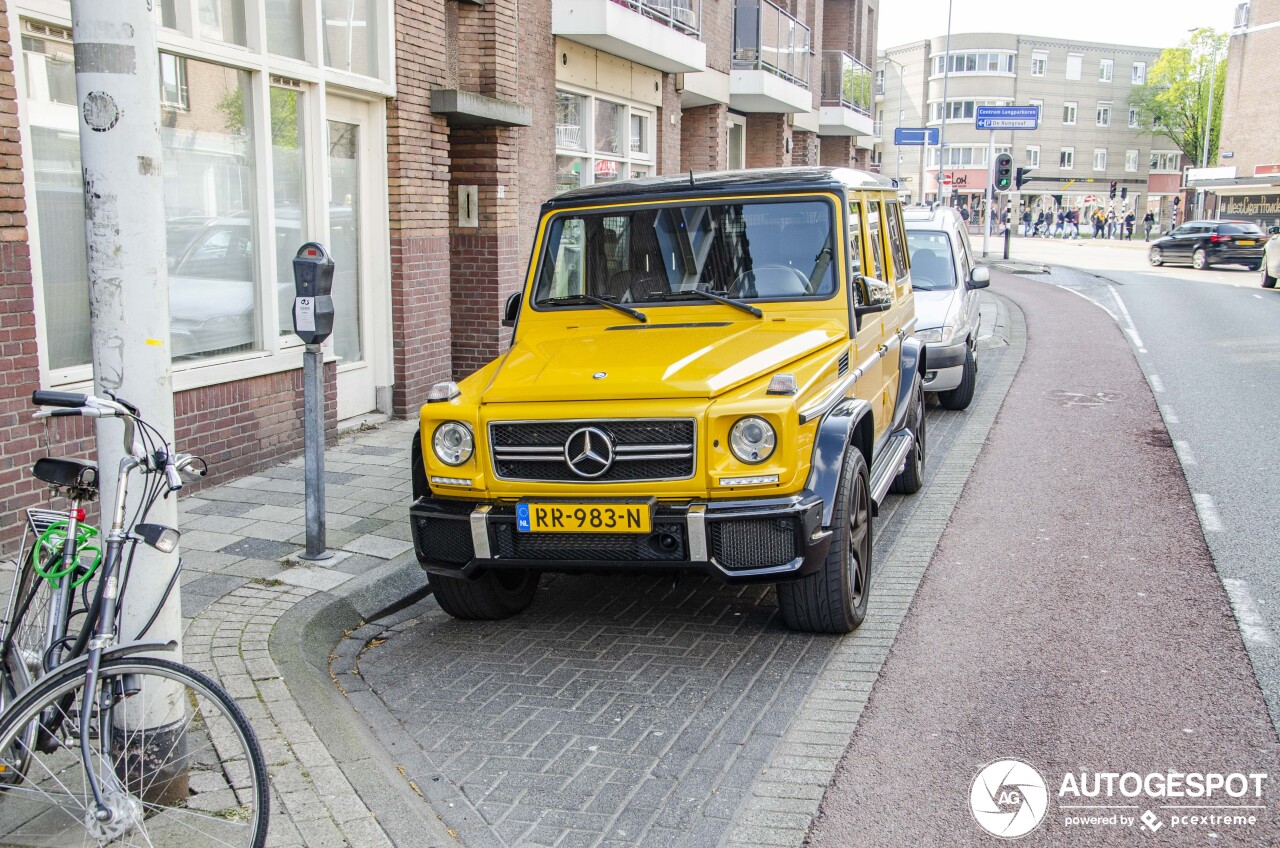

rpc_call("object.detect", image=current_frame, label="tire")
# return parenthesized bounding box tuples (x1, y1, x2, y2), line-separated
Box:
(1192, 248, 1210, 270)
(430, 570, 540, 620)
(776, 449, 872, 634)
(1264, 270, 1278, 289)
(0, 650, 33, 786)
(1148, 247, 1163, 266)
(890, 377, 926, 495)
(1244, 261, 1262, 272)
(0, 656, 269, 847)
(938, 346, 977, 411)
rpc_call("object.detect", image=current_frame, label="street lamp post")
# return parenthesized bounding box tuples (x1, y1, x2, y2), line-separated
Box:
(883, 56, 906, 185)
(1190, 27, 1220, 220)
(936, 0, 954, 205)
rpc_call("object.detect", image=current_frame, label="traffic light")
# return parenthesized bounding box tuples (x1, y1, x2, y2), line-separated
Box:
(1015, 167, 1033, 190)
(1120, 186, 1128, 200)
(1173, 195, 1180, 206)
(993, 153, 1014, 192)
(1109, 181, 1118, 199)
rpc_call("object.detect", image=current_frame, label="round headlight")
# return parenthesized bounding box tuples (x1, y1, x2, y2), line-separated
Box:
(729, 416, 776, 464)
(432, 421, 474, 466)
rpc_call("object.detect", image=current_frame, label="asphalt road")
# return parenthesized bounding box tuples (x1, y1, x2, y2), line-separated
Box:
(1017, 254, 1280, 734)
(809, 272, 1280, 846)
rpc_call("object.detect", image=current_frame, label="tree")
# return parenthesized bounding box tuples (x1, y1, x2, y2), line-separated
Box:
(1130, 28, 1227, 167)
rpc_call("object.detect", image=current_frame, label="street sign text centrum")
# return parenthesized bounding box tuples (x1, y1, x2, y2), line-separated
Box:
(894, 127, 940, 146)
(974, 105, 1041, 130)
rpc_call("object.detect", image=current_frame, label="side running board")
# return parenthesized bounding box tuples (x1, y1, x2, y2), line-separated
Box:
(869, 430, 914, 506)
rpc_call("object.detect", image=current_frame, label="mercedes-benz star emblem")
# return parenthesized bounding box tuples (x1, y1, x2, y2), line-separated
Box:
(593, 372, 607, 380)
(565, 426, 615, 478)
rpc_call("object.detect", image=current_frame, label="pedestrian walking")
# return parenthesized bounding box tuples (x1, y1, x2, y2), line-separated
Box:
(1093, 210, 1104, 239)
(1055, 209, 1066, 238)
(960, 205, 970, 224)
(1106, 210, 1117, 239)
(1068, 208, 1080, 239)
(1124, 211, 1135, 241)
(1034, 211, 1045, 237)
(1143, 210, 1155, 241)
(1022, 209, 1032, 237)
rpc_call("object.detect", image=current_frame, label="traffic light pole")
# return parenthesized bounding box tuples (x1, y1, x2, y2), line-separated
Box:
(982, 130, 995, 257)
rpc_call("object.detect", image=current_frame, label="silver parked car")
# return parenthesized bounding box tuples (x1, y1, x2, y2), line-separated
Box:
(903, 206, 989, 410)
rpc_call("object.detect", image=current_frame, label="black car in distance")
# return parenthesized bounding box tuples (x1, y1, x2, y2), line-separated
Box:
(1149, 219, 1267, 271)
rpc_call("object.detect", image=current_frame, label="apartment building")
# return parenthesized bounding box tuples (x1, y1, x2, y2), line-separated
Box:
(1205, 0, 1280, 227)
(876, 33, 1179, 222)
(0, 0, 879, 545)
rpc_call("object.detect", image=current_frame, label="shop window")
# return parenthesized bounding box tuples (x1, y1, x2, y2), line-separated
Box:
(271, 86, 308, 336)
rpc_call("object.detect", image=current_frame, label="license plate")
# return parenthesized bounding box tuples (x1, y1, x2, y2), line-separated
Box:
(516, 502, 651, 533)
(1238, 240, 1256, 245)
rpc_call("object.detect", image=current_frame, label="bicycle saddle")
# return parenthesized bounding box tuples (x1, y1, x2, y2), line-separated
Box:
(32, 457, 98, 491)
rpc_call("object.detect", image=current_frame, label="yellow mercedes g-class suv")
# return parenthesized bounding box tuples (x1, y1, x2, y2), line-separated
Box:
(410, 167, 926, 634)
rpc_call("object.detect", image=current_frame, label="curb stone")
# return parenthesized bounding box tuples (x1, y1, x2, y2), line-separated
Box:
(723, 292, 1027, 848)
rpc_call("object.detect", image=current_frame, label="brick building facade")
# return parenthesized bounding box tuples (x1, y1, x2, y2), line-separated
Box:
(0, 0, 881, 549)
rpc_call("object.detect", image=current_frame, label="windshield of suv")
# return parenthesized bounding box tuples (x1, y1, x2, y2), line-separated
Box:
(904, 230, 958, 291)
(533, 199, 837, 307)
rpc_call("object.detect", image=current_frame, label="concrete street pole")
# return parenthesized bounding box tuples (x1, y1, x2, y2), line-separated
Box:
(1197, 39, 1219, 220)
(71, 2, 182, 658)
(982, 131, 995, 257)
(937, 0, 953, 204)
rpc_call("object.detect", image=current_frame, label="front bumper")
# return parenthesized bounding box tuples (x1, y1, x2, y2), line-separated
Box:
(922, 339, 967, 392)
(410, 493, 832, 584)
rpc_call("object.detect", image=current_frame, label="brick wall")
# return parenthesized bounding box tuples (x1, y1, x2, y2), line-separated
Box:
(1219, 0, 1280, 176)
(820, 136, 852, 167)
(659, 75, 682, 174)
(792, 130, 820, 166)
(681, 104, 729, 172)
(700, 0, 734, 73)
(518, 0, 556, 257)
(746, 114, 791, 168)
(388, 2, 453, 415)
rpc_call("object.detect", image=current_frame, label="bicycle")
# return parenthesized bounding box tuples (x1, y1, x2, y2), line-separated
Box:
(0, 390, 269, 847)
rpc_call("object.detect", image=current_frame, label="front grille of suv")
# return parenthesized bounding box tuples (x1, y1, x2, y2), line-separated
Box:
(489, 419, 695, 483)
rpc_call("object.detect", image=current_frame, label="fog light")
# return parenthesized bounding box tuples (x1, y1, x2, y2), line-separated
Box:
(430, 476, 472, 487)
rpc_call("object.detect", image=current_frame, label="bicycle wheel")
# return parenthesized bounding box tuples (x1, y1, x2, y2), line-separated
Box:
(0, 656, 268, 847)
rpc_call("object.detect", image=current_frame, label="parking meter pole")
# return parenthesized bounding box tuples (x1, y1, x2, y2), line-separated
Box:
(71, 0, 184, 799)
(300, 343, 331, 561)
(292, 243, 336, 561)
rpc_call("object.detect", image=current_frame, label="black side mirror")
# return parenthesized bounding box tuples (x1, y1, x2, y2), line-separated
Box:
(968, 266, 991, 289)
(502, 292, 521, 328)
(852, 275, 892, 331)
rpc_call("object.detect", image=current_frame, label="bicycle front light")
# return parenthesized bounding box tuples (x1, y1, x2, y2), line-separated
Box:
(136, 523, 181, 553)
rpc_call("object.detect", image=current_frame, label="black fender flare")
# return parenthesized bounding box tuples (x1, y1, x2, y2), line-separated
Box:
(804, 397, 874, 527)
(889, 336, 926, 434)
(410, 430, 429, 501)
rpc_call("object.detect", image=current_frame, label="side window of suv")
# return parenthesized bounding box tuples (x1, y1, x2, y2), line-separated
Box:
(866, 200, 887, 283)
(884, 201, 910, 292)
(847, 200, 864, 278)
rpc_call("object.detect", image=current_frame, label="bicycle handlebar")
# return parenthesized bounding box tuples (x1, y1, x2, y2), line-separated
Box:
(33, 391, 143, 460)
(32, 390, 89, 408)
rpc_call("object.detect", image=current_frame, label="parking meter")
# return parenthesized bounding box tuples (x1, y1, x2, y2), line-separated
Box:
(292, 243, 335, 345)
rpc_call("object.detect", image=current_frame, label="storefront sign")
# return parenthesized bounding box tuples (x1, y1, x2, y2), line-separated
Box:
(1216, 193, 1280, 226)
(1254, 163, 1280, 176)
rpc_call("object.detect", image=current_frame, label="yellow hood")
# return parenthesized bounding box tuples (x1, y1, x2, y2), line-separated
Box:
(480, 318, 846, 403)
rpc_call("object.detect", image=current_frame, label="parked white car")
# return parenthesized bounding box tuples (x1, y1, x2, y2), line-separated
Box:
(903, 206, 989, 410)
(1263, 225, 1280, 289)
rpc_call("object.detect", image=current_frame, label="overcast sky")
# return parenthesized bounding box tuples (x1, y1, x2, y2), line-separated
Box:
(879, 0, 1241, 51)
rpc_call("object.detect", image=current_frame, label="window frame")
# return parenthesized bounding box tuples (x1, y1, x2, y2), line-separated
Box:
(1099, 58, 1113, 82)
(1065, 53, 1082, 80)
(1063, 101, 1077, 125)
(1060, 147, 1075, 170)
(17, 3, 395, 391)
(1128, 106, 1139, 128)
(1030, 50, 1048, 77)
(554, 84, 657, 193)
(1025, 145, 1040, 168)
(1096, 101, 1111, 127)
(1132, 62, 1146, 84)
(1092, 149, 1107, 172)
(1125, 149, 1139, 172)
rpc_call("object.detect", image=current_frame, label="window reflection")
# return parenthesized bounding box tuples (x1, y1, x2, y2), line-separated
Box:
(271, 88, 307, 335)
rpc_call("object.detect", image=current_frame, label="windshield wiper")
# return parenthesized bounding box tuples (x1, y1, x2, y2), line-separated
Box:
(649, 289, 762, 318)
(542, 294, 647, 323)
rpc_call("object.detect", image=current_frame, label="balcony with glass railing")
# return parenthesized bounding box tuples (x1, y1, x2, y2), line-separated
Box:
(728, 0, 813, 113)
(818, 51, 874, 139)
(553, 0, 706, 73)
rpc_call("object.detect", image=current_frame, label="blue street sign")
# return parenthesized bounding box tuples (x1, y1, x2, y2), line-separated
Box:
(893, 127, 940, 146)
(974, 105, 1040, 130)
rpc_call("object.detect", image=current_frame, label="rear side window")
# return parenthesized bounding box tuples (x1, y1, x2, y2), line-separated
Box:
(884, 201, 910, 283)
(866, 201, 886, 280)
(1220, 223, 1263, 236)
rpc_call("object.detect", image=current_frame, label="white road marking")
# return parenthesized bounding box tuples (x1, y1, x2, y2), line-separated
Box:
(1221, 578, 1278, 648)
(1107, 284, 1145, 351)
(1173, 440, 1197, 465)
(1149, 374, 1165, 392)
(1162, 405, 1180, 424)
(1058, 285, 1121, 322)
(1256, 294, 1266, 299)
(1192, 493, 1225, 533)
